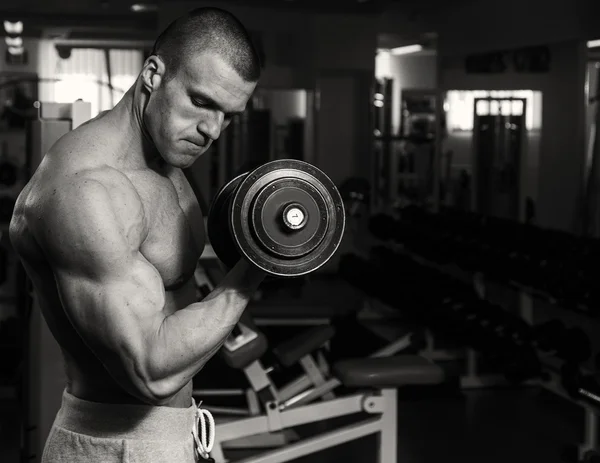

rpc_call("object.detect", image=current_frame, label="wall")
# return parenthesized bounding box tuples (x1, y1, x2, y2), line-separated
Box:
(439, 40, 587, 233)
(439, 0, 586, 56)
(160, 2, 377, 186)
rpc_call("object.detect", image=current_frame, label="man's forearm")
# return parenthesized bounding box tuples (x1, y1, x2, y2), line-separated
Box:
(147, 260, 265, 398)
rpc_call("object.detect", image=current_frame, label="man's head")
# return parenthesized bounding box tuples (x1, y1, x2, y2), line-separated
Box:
(140, 7, 261, 168)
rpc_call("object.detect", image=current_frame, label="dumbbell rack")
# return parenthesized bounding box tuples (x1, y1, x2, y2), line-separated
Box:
(391, 244, 599, 461)
(399, 249, 510, 388)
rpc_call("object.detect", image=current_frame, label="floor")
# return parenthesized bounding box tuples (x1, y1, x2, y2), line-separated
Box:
(0, 384, 585, 463)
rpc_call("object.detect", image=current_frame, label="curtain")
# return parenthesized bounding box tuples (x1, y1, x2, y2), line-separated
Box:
(38, 40, 143, 118)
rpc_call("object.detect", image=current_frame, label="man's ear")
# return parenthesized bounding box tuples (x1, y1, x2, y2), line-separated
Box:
(141, 55, 166, 93)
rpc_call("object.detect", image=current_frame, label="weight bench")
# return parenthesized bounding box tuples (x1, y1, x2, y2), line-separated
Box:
(195, 313, 338, 450)
(210, 355, 444, 463)
(194, 264, 336, 419)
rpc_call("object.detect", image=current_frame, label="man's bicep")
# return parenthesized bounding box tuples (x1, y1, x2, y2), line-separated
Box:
(53, 259, 166, 395)
(54, 261, 165, 354)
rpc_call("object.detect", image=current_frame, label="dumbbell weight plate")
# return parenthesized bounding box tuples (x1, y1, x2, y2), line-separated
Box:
(230, 159, 345, 277)
(206, 172, 248, 269)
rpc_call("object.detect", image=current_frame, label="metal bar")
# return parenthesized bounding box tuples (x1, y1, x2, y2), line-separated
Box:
(299, 355, 328, 388)
(583, 408, 598, 451)
(280, 394, 365, 428)
(204, 405, 250, 416)
(193, 389, 246, 397)
(282, 377, 341, 408)
(278, 375, 312, 403)
(217, 393, 365, 442)
(103, 48, 114, 108)
(298, 355, 333, 400)
(244, 360, 273, 393)
(460, 374, 509, 389)
(371, 334, 411, 357)
(253, 318, 330, 326)
(519, 290, 533, 324)
(53, 39, 154, 50)
(235, 418, 382, 463)
(465, 349, 478, 378)
(420, 349, 458, 362)
(378, 389, 398, 463)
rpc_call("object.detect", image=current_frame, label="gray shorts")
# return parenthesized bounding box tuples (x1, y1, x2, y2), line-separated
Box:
(42, 390, 199, 463)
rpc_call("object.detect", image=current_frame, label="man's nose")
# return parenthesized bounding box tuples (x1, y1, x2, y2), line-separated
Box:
(198, 111, 224, 141)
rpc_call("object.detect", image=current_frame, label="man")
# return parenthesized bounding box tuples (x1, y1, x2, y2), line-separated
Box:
(9, 7, 265, 463)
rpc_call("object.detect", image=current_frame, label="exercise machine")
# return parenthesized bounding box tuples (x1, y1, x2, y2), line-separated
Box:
(210, 349, 444, 463)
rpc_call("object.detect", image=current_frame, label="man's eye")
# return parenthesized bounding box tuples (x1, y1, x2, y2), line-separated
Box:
(192, 99, 208, 107)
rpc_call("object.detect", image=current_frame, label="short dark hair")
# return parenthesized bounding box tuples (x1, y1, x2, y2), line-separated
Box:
(151, 7, 261, 83)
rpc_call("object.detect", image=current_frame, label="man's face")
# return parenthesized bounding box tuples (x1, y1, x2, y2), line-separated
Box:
(144, 51, 257, 168)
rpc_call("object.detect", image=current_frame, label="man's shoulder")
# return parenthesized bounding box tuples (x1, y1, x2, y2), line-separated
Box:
(47, 165, 137, 197)
(33, 167, 144, 230)
(30, 169, 148, 252)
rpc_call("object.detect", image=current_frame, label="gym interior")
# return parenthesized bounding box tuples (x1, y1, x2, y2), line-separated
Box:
(0, 0, 599, 462)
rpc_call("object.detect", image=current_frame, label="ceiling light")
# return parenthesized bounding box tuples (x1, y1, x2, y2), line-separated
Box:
(5, 36, 23, 47)
(4, 21, 23, 35)
(588, 39, 600, 48)
(130, 3, 157, 12)
(389, 44, 423, 55)
(7, 46, 24, 55)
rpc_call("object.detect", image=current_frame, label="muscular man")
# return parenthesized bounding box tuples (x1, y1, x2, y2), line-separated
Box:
(9, 7, 264, 463)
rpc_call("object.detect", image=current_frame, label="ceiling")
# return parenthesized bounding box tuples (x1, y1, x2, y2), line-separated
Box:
(0, 0, 456, 44)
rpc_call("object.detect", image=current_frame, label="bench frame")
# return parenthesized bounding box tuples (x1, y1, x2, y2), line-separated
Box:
(210, 388, 398, 463)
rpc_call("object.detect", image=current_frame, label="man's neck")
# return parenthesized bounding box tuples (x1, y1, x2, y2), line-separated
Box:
(107, 78, 163, 171)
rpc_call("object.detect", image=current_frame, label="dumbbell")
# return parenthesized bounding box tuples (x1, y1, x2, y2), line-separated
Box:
(207, 159, 345, 277)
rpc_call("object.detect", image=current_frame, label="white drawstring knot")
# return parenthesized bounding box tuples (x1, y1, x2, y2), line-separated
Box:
(192, 401, 215, 461)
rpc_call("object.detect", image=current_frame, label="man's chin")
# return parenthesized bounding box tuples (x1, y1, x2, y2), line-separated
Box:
(179, 152, 203, 168)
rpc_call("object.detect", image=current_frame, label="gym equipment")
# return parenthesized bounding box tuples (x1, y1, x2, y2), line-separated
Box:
(207, 159, 345, 277)
(209, 350, 444, 463)
(561, 363, 600, 408)
(369, 206, 600, 317)
(193, 259, 336, 422)
(339, 249, 550, 384)
(196, 315, 338, 451)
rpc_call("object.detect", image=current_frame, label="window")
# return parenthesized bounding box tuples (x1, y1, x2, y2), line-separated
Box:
(38, 40, 143, 118)
(445, 90, 542, 131)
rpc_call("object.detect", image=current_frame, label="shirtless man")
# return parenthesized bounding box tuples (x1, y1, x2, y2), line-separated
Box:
(9, 7, 264, 463)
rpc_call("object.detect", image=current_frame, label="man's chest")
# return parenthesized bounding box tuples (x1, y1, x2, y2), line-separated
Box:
(127, 168, 205, 290)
